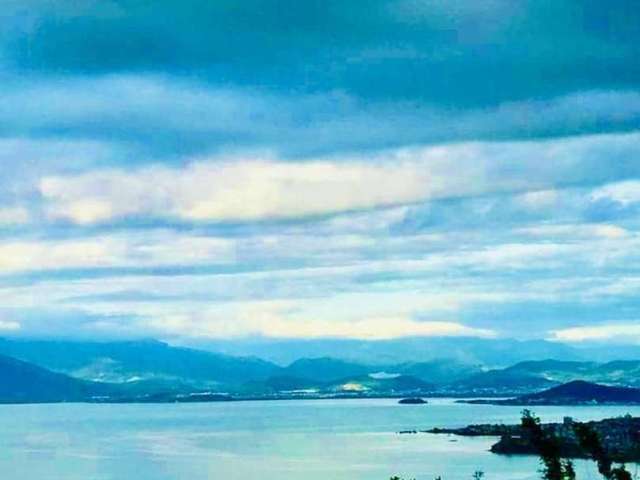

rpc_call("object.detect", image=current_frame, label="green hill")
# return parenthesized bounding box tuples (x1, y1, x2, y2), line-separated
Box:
(0, 353, 112, 403)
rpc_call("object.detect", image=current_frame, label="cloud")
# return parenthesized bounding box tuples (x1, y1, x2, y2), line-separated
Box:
(6, 1, 640, 109)
(517, 224, 629, 240)
(0, 207, 30, 226)
(1, 1, 640, 345)
(145, 301, 496, 340)
(2, 75, 640, 158)
(3, 220, 640, 340)
(514, 190, 559, 210)
(0, 319, 20, 331)
(591, 180, 640, 206)
(37, 132, 640, 224)
(0, 232, 234, 273)
(39, 158, 431, 223)
(549, 323, 640, 343)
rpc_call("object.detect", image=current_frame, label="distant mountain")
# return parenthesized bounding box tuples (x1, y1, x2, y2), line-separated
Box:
(325, 374, 434, 395)
(261, 375, 317, 392)
(393, 359, 483, 384)
(283, 357, 370, 382)
(0, 338, 280, 389)
(571, 344, 640, 363)
(0, 352, 242, 404)
(452, 369, 559, 395)
(0, 353, 111, 403)
(238, 357, 475, 395)
(198, 336, 583, 366)
(499, 380, 640, 405)
(590, 360, 640, 387)
(0, 338, 490, 393)
(4, 336, 640, 399)
(242, 371, 436, 396)
(465, 359, 640, 394)
(506, 359, 597, 376)
(282, 357, 481, 385)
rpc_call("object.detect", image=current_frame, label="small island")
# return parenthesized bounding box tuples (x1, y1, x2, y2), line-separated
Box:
(398, 397, 428, 405)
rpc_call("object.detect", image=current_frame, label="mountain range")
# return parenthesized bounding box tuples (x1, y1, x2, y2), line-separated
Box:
(198, 336, 589, 366)
(2, 337, 640, 402)
(0, 352, 113, 403)
(466, 380, 640, 406)
(0, 338, 279, 389)
(451, 359, 640, 394)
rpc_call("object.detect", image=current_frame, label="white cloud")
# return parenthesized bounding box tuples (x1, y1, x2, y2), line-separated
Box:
(591, 180, 640, 206)
(517, 223, 629, 239)
(0, 319, 20, 331)
(549, 323, 640, 343)
(38, 132, 640, 224)
(0, 207, 30, 226)
(0, 239, 123, 272)
(145, 301, 496, 340)
(514, 189, 559, 210)
(40, 158, 435, 224)
(0, 232, 234, 272)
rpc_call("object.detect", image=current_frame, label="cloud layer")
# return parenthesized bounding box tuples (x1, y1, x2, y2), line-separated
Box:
(34, 132, 640, 224)
(1, 2, 640, 343)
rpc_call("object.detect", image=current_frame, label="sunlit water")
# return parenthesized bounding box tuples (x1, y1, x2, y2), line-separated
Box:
(1, 398, 639, 480)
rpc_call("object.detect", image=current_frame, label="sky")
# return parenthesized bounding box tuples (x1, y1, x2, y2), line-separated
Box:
(1, 0, 640, 345)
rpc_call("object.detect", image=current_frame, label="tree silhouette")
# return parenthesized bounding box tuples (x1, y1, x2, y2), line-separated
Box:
(520, 409, 575, 480)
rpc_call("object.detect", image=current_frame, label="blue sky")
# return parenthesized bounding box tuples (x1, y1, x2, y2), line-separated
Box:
(1, 1, 640, 344)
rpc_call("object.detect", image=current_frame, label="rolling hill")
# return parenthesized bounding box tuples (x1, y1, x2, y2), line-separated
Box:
(0, 338, 280, 389)
(0, 353, 111, 403)
(283, 357, 370, 382)
(0, 338, 486, 394)
(499, 380, 640, 405)
(324, 374, 435, 395)
(451, 369, 559, 395)
(3, 337, 640, 398)
(393, 359, 483, 384)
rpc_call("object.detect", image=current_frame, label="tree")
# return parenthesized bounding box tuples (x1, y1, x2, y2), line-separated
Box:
(573, 423, 612, 478)
(610, 466, 632, 480)
(573, 422, 634, 480)
(523, 411, 635, 480)
(520, 410, 573, 480)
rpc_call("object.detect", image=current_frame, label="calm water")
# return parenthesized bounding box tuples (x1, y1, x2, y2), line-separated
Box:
(1, 398, 639, 480)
